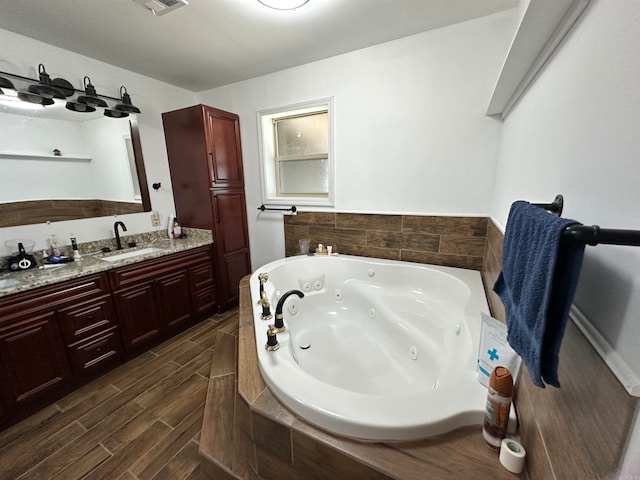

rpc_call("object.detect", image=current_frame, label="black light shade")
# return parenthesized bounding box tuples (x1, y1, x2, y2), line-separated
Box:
(114, 86, 141, 114)
(104, 108, 129, 118)
(77, 76, 108, 108)
(17, 89, 54, 105)
(0, 76, 15, 95)
(27, 64, 66, 99)
(65, 100, 97, 113)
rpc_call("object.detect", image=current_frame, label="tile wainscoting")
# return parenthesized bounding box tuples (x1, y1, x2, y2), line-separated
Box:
(284, 212, 488, 270)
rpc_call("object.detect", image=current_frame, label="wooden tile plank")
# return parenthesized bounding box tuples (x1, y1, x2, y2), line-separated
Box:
(200, 373, 236, 468)
(55, 380, 121, 413)
(130, 403, 204, 479)
(209, 331, 237, 378)
(237, 279, 266, 404)
(49, 443, 111, 480)
(291, 429, 392, 480)
(83, 420, 171, 480)
(151, 440, 201, 480)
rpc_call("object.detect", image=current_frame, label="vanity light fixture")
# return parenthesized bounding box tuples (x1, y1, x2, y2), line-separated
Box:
(0, 65, 142, 117)
(26, 64, 66, 99)
(77, 76, 108, 108)
(258, 0, 309, 10)
(113, 86, 141, 114)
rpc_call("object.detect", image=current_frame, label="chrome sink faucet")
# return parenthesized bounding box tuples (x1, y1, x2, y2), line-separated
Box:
(114, 221, 127, 250)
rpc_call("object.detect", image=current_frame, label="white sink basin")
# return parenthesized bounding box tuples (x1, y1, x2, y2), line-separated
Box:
(0, 278, 20, 288)
(100, 247, 164, 262)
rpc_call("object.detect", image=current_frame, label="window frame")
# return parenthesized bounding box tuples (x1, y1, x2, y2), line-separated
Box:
(257, 97, 334, 207)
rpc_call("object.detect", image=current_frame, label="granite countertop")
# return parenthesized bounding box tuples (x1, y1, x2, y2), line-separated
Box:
(0, 227, 213, 299)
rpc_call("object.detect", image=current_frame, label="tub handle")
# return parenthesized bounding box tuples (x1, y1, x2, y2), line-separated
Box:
(265, 325, 280, 351)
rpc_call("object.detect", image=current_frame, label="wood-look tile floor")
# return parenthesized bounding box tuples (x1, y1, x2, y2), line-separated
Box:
(0, 309, 239, 480)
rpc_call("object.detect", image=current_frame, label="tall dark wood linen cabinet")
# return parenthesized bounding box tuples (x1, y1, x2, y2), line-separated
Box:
(162, 105, 251, 312)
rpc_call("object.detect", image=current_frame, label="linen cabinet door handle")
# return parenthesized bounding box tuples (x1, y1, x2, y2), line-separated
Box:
(214, 195, 221, 223)
(209, 152, 216, 183)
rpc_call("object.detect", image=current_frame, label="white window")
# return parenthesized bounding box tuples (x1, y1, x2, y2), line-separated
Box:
(258, 98, 334, 207)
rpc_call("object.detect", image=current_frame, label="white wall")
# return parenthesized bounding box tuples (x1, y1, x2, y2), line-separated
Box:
(197, 10, 520, 270)
(0, 28, 196, 253)
(490, 0, 640, 390)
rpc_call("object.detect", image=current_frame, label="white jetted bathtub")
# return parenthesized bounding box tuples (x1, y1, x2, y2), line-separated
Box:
(250, 254, 491, 441)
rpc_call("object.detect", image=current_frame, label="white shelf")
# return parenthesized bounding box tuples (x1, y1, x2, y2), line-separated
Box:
(487, 0, 591, 118)
(0, 152, 92, 161)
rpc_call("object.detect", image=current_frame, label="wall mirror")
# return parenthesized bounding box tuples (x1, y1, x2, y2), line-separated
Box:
(0, 99, 151, 227)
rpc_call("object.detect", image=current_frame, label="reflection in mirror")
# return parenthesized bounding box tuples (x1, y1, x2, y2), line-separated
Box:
(0, 96, 150, 227)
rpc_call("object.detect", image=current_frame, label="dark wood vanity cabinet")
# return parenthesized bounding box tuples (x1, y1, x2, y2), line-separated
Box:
(0, 274, 121, 428)
(0, 245, 216, 430)
(163, 104, 251, 312)
(110, 245, 216, 354)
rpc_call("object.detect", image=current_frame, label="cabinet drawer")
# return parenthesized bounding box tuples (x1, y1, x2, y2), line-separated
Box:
(0, 274, 110, 321)
(109, 246, 212, 290)
(189, 264, 215, 290)
(58, 295, 117, 344)
(193, 286, 217, 316)
(67, 327, 123, 375)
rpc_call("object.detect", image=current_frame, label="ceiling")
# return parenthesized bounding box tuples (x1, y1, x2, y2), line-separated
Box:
(0, 0, 518, 92)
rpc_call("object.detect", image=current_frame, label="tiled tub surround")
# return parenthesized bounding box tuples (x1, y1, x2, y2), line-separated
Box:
(199, 277, 519, 480)
(0, 227, 213, 298)
(199, 217, 638, 479)
(284, 212, 488, 270)
(481, 219, 636, 479)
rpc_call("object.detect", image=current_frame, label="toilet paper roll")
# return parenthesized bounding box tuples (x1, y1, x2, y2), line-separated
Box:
(500, 438, 526, 474)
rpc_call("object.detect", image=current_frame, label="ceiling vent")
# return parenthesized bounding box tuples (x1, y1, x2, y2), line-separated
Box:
(133, 0, 188, 16)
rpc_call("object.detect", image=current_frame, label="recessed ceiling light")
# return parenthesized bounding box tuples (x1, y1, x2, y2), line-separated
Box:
(258, 0, 309, 11)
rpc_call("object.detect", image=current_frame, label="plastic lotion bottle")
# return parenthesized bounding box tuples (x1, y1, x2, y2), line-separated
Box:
(172, 217, 182, 239)
(482, 366, 513, 450)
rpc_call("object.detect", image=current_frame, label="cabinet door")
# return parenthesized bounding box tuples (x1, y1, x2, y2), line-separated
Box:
(113, 282, 163, 352)
(205, 108, 244, 189)
(212, 189, 251, 309)
(156, 271, 193, 330)
(212, 189, 250, 254)
(0, 311, 71, 407)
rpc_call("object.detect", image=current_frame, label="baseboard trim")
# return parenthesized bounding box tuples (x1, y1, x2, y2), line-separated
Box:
(570, 304, 640, 397)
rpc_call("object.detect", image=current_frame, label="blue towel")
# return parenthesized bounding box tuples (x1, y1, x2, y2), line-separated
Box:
(493, 201, 585, 388)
